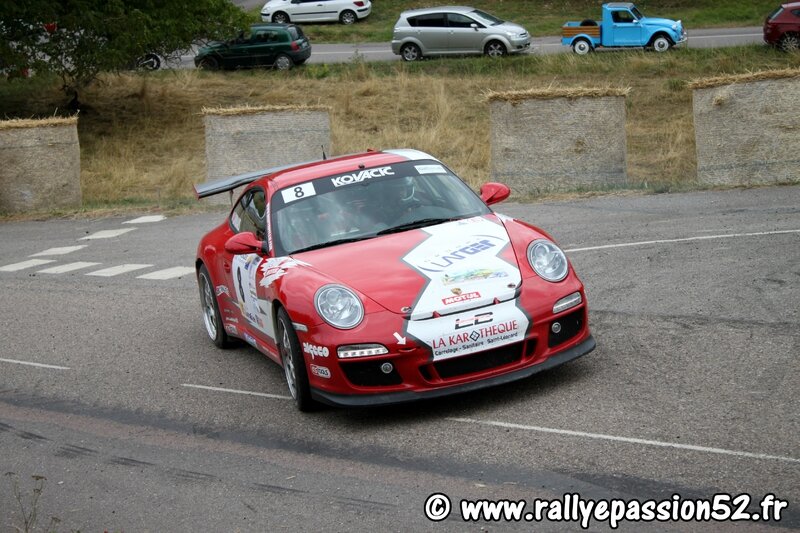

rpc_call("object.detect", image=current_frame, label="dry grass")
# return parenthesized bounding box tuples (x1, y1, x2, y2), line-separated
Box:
(201, 103, 331, 116)
(485, 87, 630, 102)
(0, 116, 77, 130)
(688, 67, 800, 89)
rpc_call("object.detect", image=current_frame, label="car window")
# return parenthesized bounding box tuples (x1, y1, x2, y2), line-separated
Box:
(447, 14, 478, 28)
(254, 30, 280, 43)
(768, 7, 783, 20)
(288, 26, 303, 40)
(612, 11, 636, 23)
(792, 9, 800, 17)
(232, 188, 267, 239)
(408, 14, 447, 28)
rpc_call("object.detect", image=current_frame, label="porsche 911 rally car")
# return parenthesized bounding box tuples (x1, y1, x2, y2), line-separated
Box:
(195, 149, 595, 410)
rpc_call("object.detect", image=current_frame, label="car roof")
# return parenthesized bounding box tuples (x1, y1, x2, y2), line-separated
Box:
(250, 23, 293, 30)
(400, 6, 478, 17)
(258, 149, 439, 192)
(781, 1, 800, 7)
(605, 2, 636, 9)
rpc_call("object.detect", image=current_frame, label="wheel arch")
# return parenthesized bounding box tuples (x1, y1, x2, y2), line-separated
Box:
(648, 31, 674, 47)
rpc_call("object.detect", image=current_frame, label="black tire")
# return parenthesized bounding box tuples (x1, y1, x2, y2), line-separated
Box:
(572, 38, 592, 55)
(579, 19, 598, 26)
(484, 40, 507, 57)
(274, 54, 293, 71)
(198, 264, 234, 348)
(272, 11, 289, 24)
(400, 43, 421, 61)
(198, 56, 220, 71)
(339, 10, 356, 25)
(779, 33, 800, 52)
(276, 308, 316, 411)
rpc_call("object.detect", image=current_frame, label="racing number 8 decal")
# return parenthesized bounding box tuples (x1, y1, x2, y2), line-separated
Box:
(281, 182, 317, 204)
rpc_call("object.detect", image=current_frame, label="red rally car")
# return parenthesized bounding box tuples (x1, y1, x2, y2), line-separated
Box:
(195, 149, 595, 411)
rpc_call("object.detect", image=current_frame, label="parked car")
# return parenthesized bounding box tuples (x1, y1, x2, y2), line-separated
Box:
(391, 6, 531, 61)
(194, 23, 310, 70)
(562, 2, 686, 54)
(194, 149, 595, 410)
(764, 2, 800, 51)
(260, 0, 371, 25)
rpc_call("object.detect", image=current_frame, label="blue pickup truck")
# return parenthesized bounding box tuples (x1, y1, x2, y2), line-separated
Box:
(562, 2, 687, 54)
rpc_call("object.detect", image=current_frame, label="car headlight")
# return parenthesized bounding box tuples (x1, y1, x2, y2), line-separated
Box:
(527, 239, 568, 282)
(315, 285, 364, 329)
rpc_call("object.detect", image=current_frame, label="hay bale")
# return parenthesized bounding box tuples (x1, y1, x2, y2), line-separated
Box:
(0, 117, 81, 214)
(203, 105, 331, 204)
(692, 73, 800, 185)
(489, 90, 628, 195)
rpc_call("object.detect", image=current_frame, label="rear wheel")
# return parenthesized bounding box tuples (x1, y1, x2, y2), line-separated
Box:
(198, 265, 233, 348)
(137, 53, 160, 71)
(779, 33, 800, 52)
(272, 11, 289, 23)
(400, 43, 421, 61)
(274, 54, 293, 70)
(572, 38, 592, 55)
(198, 56, 219, 70)
(484, 40, 507, 57)
(277, 308, 316, 411)
(339, 10, 356, 25)
(652, 35, 672, 52)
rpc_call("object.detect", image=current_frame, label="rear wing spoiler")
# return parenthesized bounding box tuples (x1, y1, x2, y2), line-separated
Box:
(193, 160, 318, 199)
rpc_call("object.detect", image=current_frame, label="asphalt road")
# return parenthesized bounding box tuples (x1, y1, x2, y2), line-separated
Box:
(1, 186, 798, 530)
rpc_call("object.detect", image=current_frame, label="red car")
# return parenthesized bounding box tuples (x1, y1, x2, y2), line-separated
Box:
(764, 2, 800, 51)
(194, 149, 595, 410)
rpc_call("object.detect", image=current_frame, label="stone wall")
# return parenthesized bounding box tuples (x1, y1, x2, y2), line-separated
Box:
(203, 106, 331, 204)
(489, 89, 628, 196)
(691, 73, 800, 185)
(0, 117, 81, 214)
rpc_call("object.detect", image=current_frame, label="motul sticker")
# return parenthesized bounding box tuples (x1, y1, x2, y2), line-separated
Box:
(442, 291, 480, 305)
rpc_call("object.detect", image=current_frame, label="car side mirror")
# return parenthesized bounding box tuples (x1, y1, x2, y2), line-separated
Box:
(225, 232, 269, 255)
(479, 182, 511, 206)
(471, 23, 479, 31)
(632, 19, 639, 24)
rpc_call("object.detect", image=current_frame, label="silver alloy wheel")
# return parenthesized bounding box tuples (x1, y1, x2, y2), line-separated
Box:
(200, 273, 217, 340)
(401, 43, 420, 61)
(780, 34, 800, 52)
(275, 55, 292, 70)
(653, 36, 671, 52)
(340, 10, 356, 24)
(280, 321, 297, 399)
(485, 41, 506, 57)
(573, 39, 591, 55)
(272, 12, 288, 23)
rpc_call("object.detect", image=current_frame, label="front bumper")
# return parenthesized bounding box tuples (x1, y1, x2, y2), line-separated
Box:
(311, 334, 595, 406)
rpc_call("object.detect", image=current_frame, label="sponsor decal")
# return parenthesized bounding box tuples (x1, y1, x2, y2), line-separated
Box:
(281, 182, 316, 204)
(455, 312, 493, 330)
(224, 324, 238, 335)
(442, 290, 481, 306)
(259, 257, 310, 288)
(442, 268, 509, 286)
(331, 166, 394, 187)
(415, 164, 446, 175)
(215, 285, 230, 297)
(243, 332, 258, 347)
(230, 211, 242, 231)
(224, 317, 239, 324)
(431, 318, 520, 353)
(416, 236, 503, 273)
(310, 364, 331, 379)
(302, 342, 329, 359)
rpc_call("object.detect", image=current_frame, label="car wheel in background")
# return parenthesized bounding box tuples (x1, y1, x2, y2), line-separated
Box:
(272, 11, 289, 23)
(339, 10, 356, 25)
(277, 308, 316, 411)
(198, 56, 220, 70)
(484, 40, 507, 57)
(274, 54, 293, 70)
(400, 43, 422, 61)
(653, 35, 672, 52)
(198, 265, 233, 349)
(779, 33, 800, 52)
(137, 53, 161, 71)
(572, 38, 592, 55)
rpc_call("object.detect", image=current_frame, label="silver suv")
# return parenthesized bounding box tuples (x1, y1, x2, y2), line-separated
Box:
(391, 6, 531, 61)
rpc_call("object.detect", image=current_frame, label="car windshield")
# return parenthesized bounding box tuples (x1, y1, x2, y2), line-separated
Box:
(270, 160, 491, 256)
(632, 7, 644, 19)
(768, 7, 783, 20)
(469, 9, 504, 26)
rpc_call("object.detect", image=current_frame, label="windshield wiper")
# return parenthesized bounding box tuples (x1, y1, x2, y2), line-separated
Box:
(376, 217, 459, 235)
(291, 236, 373, 254)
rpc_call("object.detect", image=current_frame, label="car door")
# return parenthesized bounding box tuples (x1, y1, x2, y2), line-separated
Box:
(291, 0, 335, 22)
(225, 30, 259, 68)
(446, 12, 484, 53)
(250, 28, 282, 66)
(609, 9, 642, 46)
(223, 188, 278, 346)
(409, 13, 448, 54)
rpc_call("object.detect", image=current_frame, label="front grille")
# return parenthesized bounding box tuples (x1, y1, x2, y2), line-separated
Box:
(548, 309, 583, 348)
(341, 360, 402, 387)
(432, 342, 525, 379)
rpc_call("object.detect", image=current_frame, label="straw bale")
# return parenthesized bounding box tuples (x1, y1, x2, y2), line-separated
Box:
(486, 87, 630, 103)
(490, 95, 627, 195)
(0, 120, 81, 214)
(693, 76, 800, 185)
(202, 104, 330, 116)
(0, 116, 78, 130)
(688, 68, 800, 90)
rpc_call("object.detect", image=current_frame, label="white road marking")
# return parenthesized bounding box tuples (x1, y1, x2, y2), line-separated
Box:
(38, 262, 101, 274)
(0, 357, 70, 370)
(182, 383, 292, 401)
(564, 229, 800, 253)
(86, 264, 153, 277)
(0, 259, 56, 272)
(79, 228, 136, 240)
(689, 33, 761, 39)
(137, 266, 195, 280)
(30, 245, 87, 257)
(123, 215, 166, 224)
(449, 417, 800, 464)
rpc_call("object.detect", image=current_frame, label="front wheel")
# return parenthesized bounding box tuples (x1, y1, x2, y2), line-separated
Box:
(137, 53, 160, 71)
(277, 308, 316, 411)
(198, 56, 219, 70)
(484, 40, 507, 58)
(339, 10, 356, 25)
(572, 39, 592, 55)
(652, 36, 672, 52)
(274, 54, 293, 71)
(400, 43, 421, 62)
(198, 265, 233, 348)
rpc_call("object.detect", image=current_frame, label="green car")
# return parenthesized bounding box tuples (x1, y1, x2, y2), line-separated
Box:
(194, 23, 311, 71)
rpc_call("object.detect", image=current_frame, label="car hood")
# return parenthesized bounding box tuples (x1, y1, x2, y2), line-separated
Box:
(641, 17, 679, 29)
(496, 22, 528, 35)
(296, 214, 522, 320)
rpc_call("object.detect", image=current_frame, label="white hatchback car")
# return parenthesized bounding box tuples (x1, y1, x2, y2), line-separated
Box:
(261, 0, 372, 25)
